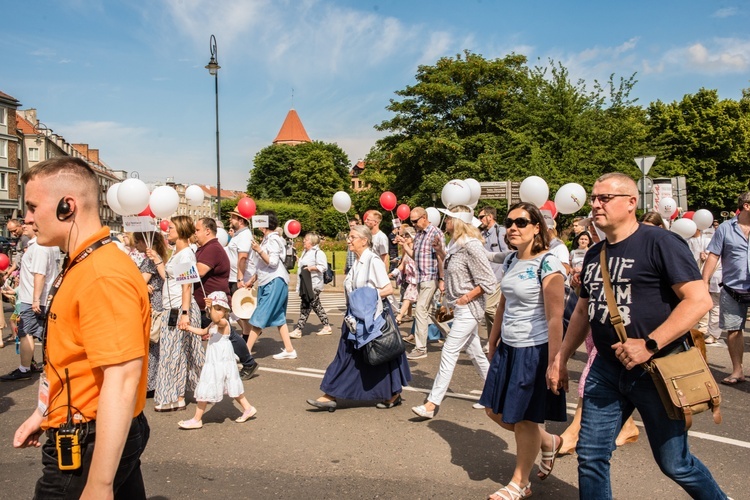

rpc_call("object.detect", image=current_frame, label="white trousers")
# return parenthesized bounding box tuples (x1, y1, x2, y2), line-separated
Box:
(427, 305, 490, 406)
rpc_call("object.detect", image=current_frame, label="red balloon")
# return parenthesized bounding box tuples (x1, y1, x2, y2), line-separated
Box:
(287, 220, 301, 237)
(396, 204, 411, 221)
(671, 208, 679, 220)
(138, 205, 155, 218)
(682, 211, 695, 220)
(0, 253, 9, 271)
(379, 191, 397, 211)
(540, 200, 558, 219)
(237, 197, 256, 219)
(159, 219, 170, 232)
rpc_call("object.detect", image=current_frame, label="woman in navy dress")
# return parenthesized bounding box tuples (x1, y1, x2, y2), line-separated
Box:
(307, 224, 410, 411)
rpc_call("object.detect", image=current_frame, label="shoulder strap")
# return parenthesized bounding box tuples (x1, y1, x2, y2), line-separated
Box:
(599, 246, 628, 344)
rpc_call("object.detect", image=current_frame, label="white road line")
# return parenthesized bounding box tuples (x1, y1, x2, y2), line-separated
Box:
(257, 366, 750, 450)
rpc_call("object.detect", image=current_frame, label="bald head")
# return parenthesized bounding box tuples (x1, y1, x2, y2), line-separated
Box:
(596, 173, 639, 201)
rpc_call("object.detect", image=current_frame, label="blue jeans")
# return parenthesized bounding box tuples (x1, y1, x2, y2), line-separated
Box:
(577, 357, 727, 500)
(34, 413, 149, 499)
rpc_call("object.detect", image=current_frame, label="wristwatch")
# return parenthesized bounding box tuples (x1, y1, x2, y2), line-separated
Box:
(645, 337, 660, 355)
(181, 310, 189, 315)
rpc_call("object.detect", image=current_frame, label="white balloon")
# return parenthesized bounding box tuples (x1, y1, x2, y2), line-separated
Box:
(658, 197, 677, 218)
(149, 186, 180, 219)
(116, 178, 151, 215)
(441, 179, 472, 208)
(671, 218, 697, 239)
(554, 183, 587, 214)
(519, 176, 549, 207)
(216, 227, 229, 247)
(106, 183, 126, 215)
(425, 207, 441, 227)
(693, 209, 714, 231)
(332, 191, 351, 213)
(464, 178, 482, 205)
(185, 185, 205, 207)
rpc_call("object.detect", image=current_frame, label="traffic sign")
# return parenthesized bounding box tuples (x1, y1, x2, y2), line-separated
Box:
(634, 156, 656, 176)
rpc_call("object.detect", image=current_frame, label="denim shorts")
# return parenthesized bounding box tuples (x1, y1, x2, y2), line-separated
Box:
(719, 288, 749, 331)
(18, 303, 45, 340)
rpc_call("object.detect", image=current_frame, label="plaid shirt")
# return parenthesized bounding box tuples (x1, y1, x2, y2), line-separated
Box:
(413, 224, 444, 283)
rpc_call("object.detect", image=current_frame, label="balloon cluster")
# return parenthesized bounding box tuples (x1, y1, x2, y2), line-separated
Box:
(441, 178, 481, 209)
(670, 208, 714, 239)
(106, 181, 206, 221)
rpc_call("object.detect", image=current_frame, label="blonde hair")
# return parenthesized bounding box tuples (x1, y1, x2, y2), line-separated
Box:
(449, 205, 482, 242)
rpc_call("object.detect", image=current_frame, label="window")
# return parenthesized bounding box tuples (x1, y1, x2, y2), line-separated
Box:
(0, 172, 7, 190)
(28, 147, 40, 162)
(0, 139, 7, 158)
(0, 108, 6, 125)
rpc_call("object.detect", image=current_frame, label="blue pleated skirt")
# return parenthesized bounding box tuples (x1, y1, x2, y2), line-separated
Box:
(250, 277, 288, 328)
(320, 312, 411, 401)
(479, 341, 567, 424)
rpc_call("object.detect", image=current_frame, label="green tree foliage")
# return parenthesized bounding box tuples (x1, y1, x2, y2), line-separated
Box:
(248, 141, 350, 209)
(645, 88, 750, 212)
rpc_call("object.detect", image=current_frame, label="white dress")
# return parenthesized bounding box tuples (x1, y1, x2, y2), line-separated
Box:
(193, 325, 245, 403)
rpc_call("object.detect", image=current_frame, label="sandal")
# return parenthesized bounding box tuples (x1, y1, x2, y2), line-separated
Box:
(236, 406, 257, 423)
(395, 314, 403, 324)
(488, 481, 531, 500)
(537, 434, 563, 480)
(720, 376, 746, 385)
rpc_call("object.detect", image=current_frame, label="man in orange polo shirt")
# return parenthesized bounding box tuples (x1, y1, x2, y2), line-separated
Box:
(12, 157, 151, 499)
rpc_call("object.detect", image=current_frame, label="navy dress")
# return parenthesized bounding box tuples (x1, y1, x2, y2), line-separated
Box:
(320, 249, 411, 400)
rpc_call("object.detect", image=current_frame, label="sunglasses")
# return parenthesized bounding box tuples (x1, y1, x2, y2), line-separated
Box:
(409, 214, 425, 223)
(504, 217, 533, 229)
(590, 193, 631, 204)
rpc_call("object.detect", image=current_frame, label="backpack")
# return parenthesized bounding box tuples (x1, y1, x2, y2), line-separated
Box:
(316, 250, 334, 284)
(284, 241, 297, 270)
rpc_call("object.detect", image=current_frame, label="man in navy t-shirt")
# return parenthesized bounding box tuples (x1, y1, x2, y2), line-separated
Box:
(548, 173, 728, 499)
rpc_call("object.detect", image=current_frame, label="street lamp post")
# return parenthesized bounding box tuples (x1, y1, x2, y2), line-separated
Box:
(206, 34, 222, 220)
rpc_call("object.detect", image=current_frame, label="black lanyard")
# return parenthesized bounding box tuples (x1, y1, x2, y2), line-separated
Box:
(42, 236, 112, 364)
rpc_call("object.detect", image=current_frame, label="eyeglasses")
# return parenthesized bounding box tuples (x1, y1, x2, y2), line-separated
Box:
(504, 217, 533, 229)
(409, 214, 425, 223)
(590, 194, 631, 204)
(346, 235, 362, 241)
(478, 214, 487, 219)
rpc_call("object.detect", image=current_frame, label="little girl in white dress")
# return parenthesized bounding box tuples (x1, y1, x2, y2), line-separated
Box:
(178, 291, 256, 429)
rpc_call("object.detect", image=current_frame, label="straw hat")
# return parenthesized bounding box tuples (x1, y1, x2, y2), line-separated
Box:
(232, 287, 258, 319)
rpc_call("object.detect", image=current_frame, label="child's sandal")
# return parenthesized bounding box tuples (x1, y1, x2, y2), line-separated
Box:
(236, 406, 257, 423)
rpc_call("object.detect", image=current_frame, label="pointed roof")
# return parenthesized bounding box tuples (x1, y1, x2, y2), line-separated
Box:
(272, 109, 311, 145)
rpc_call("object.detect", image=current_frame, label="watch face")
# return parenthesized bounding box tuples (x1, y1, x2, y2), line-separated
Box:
(646, 339, 658, 352)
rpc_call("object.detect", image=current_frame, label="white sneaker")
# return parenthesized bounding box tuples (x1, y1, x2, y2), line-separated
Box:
(288, 328, 302, 339)
(273, 349, 298, 360)
(316, 325, 333, 336)
(472, 402, 484, 409)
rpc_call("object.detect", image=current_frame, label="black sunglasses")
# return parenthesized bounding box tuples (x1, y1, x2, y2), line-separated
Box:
(504, 217, 533, 229)
(409, 214, 425, 223)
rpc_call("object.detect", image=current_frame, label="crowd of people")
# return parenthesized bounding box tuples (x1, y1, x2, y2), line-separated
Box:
(1, 157, 745, 500)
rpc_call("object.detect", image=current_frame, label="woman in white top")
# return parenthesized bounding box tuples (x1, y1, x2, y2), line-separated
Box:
(307, 225, 411, 411)
(245, 211, 296, 360)
(152, 215, 205, 412)
(479, 202, 567, 500)
(290, 232, 332, 338)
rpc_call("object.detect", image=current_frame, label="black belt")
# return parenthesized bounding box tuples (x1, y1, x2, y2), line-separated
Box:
(46, 412, 145, 441)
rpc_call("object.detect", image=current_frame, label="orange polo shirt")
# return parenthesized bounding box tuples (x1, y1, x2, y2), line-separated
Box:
(43, 226, 151, 430)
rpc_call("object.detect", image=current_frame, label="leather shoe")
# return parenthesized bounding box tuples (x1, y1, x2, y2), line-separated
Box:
(240, 362, 259, 380)
(376, 394, 402, 409)
(306, 398, 337, 412)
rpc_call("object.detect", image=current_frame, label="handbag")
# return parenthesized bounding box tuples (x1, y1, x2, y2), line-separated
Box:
(150, 309, 165, 343)
(599, 248, 721, 430)
(432, 292, 454, 323)
(363, 300, 405, 366)
(721, 283, 750, 304)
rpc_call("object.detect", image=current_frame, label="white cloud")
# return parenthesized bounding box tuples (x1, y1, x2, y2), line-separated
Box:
(544, 37, 641, 87)
(30, 47, 56, 58)
(655, 38, 750, 74)
(712, 7, 738, 18)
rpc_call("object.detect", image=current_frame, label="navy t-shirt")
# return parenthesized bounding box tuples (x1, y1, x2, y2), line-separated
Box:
(579, 223, 701, 365)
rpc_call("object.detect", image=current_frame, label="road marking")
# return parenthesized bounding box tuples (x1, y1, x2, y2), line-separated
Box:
(258, 366, 750, 450)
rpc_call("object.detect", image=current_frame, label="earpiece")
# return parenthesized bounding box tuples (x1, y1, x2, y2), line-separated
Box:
(57, 197, 74, 221)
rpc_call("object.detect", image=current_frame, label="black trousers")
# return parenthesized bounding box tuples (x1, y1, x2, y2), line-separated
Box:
(34, 413, 150, 500)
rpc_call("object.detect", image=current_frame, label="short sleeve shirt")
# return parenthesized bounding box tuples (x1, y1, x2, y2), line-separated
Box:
(194, 238, 231, 309)
(579, 224, 700, 365)
(706, 217, 750, 289)
(371, 230, 389, 259)
(227, 227, 252, 282)
(44, 227, 150, 429)
(163, 247, 198, 310)
(500, 252, 566, 347)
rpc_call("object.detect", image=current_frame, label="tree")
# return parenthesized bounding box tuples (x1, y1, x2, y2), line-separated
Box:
(646, 88, 750, 212)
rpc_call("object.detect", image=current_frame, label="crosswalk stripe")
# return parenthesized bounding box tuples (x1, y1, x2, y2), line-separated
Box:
(286, 292, 347, 314)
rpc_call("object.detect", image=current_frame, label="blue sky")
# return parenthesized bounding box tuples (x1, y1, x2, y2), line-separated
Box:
(2, 0, 749, 190)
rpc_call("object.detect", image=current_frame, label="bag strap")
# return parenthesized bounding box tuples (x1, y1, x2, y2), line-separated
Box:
(599, 246, 628, 345)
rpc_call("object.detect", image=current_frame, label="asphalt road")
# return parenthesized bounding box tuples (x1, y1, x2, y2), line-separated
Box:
(1, 292, 748, 499)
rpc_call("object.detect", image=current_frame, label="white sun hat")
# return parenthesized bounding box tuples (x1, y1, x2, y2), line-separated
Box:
(231, 288, 258, 320)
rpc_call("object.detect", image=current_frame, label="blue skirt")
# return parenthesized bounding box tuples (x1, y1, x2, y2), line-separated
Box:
(250, 277, 288, 328)
(479, 341, 567, 424)
(320, 310, 411, 401)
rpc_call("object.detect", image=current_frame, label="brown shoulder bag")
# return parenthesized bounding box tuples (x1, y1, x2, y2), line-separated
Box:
(599, 248, 721, 430)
